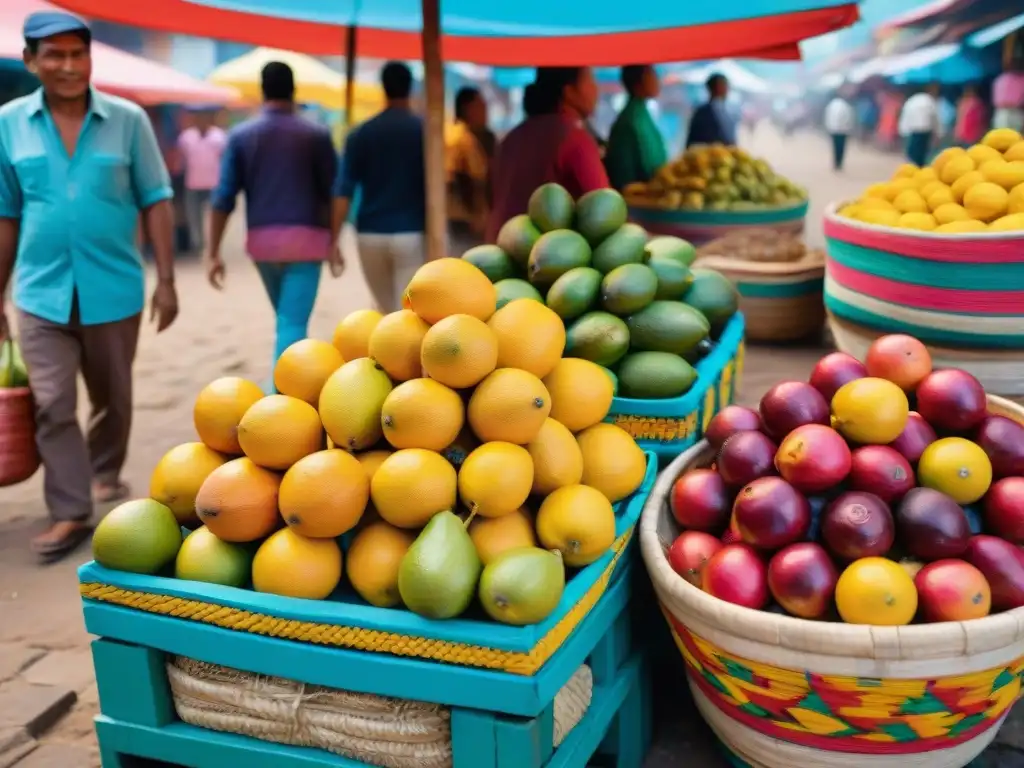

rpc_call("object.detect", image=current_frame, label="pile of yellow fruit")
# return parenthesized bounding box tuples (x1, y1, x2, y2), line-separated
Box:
(105, 258, 648, 628)
(838, 128, 1024, 233)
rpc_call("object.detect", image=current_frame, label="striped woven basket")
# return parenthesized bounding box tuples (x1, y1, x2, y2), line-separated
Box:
(629, 202, 807, 246)
(823, 203, 1024, 393)
(696, 250, 824, 343)
(640, 396, 1024, 768)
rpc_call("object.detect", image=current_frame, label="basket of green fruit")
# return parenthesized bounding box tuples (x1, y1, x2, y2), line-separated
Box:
(467, 182, 745, 460)
(641, 331, 1024, 768)
(0, 338, 38, 487)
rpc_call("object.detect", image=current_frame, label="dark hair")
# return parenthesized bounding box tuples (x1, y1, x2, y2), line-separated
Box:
(24, 28, 91, 55)
(706, 73, 727, 92)
(454, 87, 480, 121)
(529, 67, 584, 116)
(523, 84, 542, 117)
(621, 65, 648, 94)
(261, 61, 295, 101)
(381, 61, 413, 100)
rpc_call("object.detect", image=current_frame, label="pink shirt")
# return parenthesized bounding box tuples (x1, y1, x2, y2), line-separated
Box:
(993, 72, 1024, 109)
(177, 126, 227, 191)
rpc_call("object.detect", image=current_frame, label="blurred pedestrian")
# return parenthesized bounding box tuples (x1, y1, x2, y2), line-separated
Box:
(487, 67, 607, 242)
(331, 62, 425, 312)
(824, 90, 855, 171)
(446, 87, 491, 255)
(954, 84, 987, 146)
(207, 61, 339, 378)
(604, 64, 668, 190)
(992, 63, 1024, 132)
(686, 73, 737, 147)
(899, 83, 940, 167)
(0, 11, 178, 559)
(177, 108, 226, 255)
(877, 89, 903, 151)
(855, 93, 878, 142)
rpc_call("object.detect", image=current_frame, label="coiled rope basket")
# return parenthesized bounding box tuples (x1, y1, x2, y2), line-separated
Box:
(640, 396, 1024, 768)
(823, 204, 1024, 396)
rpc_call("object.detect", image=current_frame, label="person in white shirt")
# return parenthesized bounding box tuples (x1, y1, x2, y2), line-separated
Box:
(898, 83, 941, 167)
(823, 90, 855, 171)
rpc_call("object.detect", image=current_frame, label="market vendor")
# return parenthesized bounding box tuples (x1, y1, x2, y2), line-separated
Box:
(486, 67, 608, 242)
(604, 65, 668, 190)
(686, 73, 737, 147)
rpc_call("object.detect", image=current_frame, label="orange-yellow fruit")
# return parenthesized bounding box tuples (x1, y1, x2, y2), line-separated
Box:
(931, 147, 965, 175)
(332, 309, 383, 361)
(963, 182, 1009, 222)
(467, 368, 552, 444)
(934, 220, 989, 234)
(193, 377, 265, 454)
(252, 528, 342, 600)
(273, 339, 344, 405)
(370, 449, 457, 528)
(938, 154, 975, 185)
(468, 508, 537, 565)
(404, 258, 497, 324)
(892, 189, 928, 214)
(1010, 183, 1024, 214)
(195, 457, 281, 542)
(380, 378, 464, 451)
(932, 202, 971, 225)
(950, 170, 984, 203)
(279, 450, 369, 538)
(486, 299, 566, 379)
(858, 197, 894, 211)
(988, 213, 1024, 232)
(893, 163, 918, 179)
(345, 521, 415, 607)
(980, 159, 1024, 191)
(926, 186, 955, 211)
(576, 423, 647, 503)
(237, 395, 323, 470)
(536, 484, 616, 567)
(459, 442, 534, 518)
(420, 314, 498, 389)
(149, 442, 228, 526)
(982, 128, 1023, 152)
(355, 449, 393, 483)
(966, 143, 1003, 166)
(897, 212, 936, 231)
(1005, 141, 1024, 162)
(542, 358, 614, 432)
(527, 418, 584, 496)
(368, 310, 430, 382)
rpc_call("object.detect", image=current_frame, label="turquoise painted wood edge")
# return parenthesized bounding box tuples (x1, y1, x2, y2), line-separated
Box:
(629, 201, 807, 227)
(82, 562, 634, 717)
(737, 277, 823, 299)
(609, 310, 744, 419)
(825, 295, 1024, 349)
(77, 450, 656, 655)
(826, 236, 1024, 292)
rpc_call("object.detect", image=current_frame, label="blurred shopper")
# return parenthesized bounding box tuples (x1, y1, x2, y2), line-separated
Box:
(855, 92, 878, 142)
(208, 61, 339, 376)
(937, 92, 957, 144)
(992, 64, 1024, 132)
(954, 85, 987, 146)
(899, 84, 940, 167)
(877, 89, 903, 151)
(331, 62, 425, 312)
(824, 90, 855, 171)
(446, 87, 490, 254)
(686, 73, 736, 147)
(178, 108, 226, 254)
(487, 67, 607, 242)
(604, 64, 668, 190)
(0, 11, 177, 558)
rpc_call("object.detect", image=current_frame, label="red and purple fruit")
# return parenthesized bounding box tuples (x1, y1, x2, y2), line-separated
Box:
(732, 476, 810, 550)
(809, 353, 868, 403)
(717, 431, 777, 488)
(896, 487, 972, 561)
(702, 543, 769, 609)
(668, 531, 723, 587)
(705, 406, 762, 450)
(984, 477, 1024, 545)
(975, 415, 1024, 479)
(821, 491, 895, 560)
(767, 542, 838, 619)
(916, 369, 988, 434)
(914, 559, 991, 622)
(775, 424, 852, 494)
(964, 535, 1024, 611)
(670, 469, 731, 532)
(759, 381, 830, 441)
(890, 412, 937, 465)
(848, 445, 916, 503)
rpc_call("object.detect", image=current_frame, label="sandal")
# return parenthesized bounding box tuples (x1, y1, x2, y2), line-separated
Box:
(31, 521, 93, 560)
(93, 481, 131, 504)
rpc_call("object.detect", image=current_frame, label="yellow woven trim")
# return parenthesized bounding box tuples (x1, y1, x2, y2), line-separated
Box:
(81, 527, 634, 676)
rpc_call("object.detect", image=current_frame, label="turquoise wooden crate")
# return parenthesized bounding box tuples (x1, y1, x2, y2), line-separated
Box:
(606, 312, 744, 461)
(86, 560, 650, 767)
(78, 453, 657, 678)
(629, 202, 807, 246)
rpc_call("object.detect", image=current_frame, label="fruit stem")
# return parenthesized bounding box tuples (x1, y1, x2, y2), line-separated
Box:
(464, 505, 479, 528)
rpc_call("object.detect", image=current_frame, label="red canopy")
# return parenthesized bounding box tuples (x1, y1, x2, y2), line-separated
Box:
(51, 0, 857, 64)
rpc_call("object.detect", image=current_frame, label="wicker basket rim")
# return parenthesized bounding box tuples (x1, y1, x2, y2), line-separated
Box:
(639, 394, 1024, 655)
(630, 200, 809, 215)
(824, 201, 1024, 242)
(696, 250, 825, 277)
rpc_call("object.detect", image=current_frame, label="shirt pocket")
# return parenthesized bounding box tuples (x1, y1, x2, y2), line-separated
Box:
(84, 152, 131, 204)
(13, 155, 50, 202)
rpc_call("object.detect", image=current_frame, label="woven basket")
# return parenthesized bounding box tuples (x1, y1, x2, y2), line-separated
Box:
(167, 656, 593, 768)
(696, 250, 824, 343)
(0, 385, 39, 488)
(629, 202, 808, 246)
(640, 396, 1024, 768)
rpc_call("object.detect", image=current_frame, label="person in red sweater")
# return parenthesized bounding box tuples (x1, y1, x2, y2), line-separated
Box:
(487, 67, 609, 242)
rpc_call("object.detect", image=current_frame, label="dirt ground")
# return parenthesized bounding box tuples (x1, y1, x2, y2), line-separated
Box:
(0, 127, 1019, 767)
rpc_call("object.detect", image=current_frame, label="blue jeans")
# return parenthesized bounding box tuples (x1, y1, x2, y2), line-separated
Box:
(905, 132, 931, 167)
(830, 134, 847, 170)
(254, 261, 322, 384)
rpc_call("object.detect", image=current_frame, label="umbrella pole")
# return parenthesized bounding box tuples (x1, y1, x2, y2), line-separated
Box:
(344, 25, 358, 127)
(421, 0, 447, 261)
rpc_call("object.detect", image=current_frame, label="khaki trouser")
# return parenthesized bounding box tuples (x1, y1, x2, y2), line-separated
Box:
(17, 303, 140, 523)
(355, 232, 425, 313)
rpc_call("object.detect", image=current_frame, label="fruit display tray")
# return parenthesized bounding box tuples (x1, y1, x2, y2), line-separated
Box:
(628, 201, 808, 246)
(638, 395, 1024, 768)
(607, 312, 744, 460)
(78, 452, 657, 678)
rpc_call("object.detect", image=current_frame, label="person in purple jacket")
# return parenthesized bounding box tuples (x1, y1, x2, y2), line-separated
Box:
(206, 61, 341, 379)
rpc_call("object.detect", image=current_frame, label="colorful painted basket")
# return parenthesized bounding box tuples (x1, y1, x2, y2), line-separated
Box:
(629, 202, 807, 246)
(79, 452, 657, 679)
(823, 203, 1024, 393)
(606, 312, 744, 460)
(639, 396, 1024, 768)
(695, 251, 824, 343)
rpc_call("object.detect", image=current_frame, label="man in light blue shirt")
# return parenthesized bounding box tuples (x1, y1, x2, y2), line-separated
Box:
(0, 11, 178, 559)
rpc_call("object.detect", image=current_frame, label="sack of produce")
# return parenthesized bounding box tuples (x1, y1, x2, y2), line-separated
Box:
(697, 228, 807, 263)
(0, 338, 39, 487)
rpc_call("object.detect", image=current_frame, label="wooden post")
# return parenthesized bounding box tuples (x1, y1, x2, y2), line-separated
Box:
(421, 0, 447, 261)
(344, 25, 358, 127)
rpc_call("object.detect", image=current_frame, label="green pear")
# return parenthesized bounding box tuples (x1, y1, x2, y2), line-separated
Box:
(398, 511, 482, 619)
(478, 547, 565, 626)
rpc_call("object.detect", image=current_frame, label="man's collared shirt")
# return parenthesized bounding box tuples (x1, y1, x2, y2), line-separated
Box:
(0, 88, 172, 326)
(604, 97, 668, 190)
